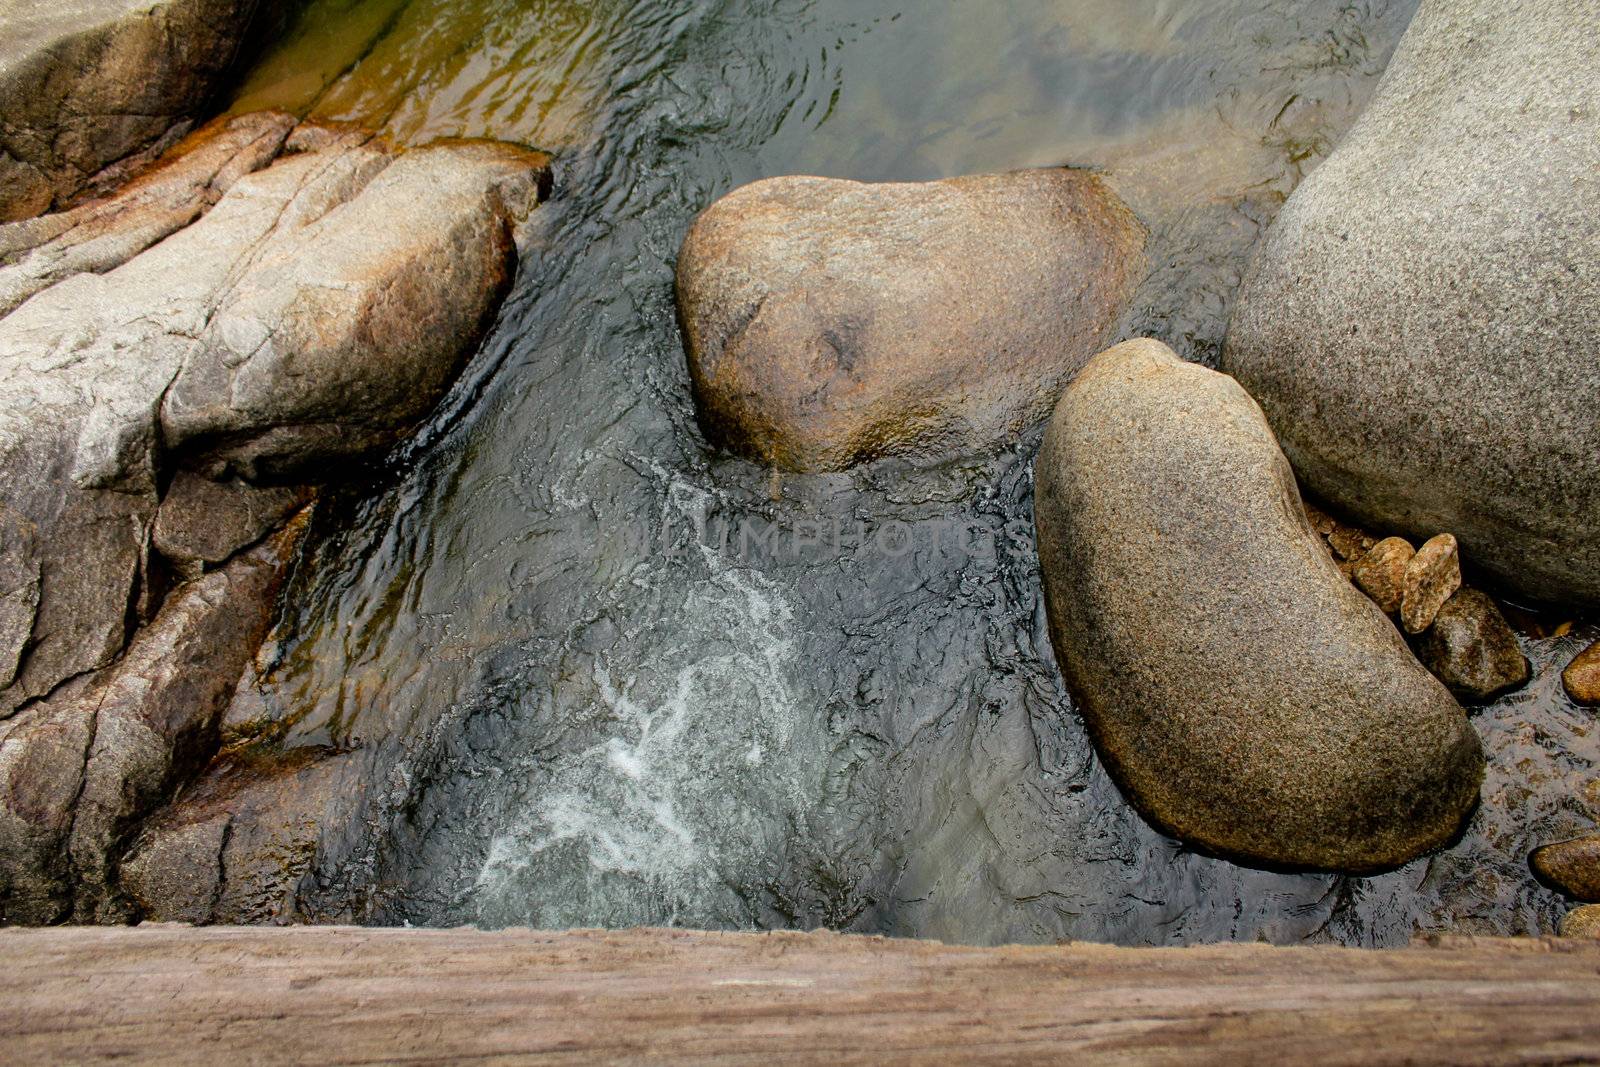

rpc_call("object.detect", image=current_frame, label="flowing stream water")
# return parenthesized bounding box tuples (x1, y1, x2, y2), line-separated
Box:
(216, 0, 1598, 944)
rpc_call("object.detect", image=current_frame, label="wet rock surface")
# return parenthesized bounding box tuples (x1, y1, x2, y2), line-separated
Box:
(1223, 0, 1600, 608)
(1417, 590, 1530, 703)
(677, 169, 1146, 471)
(121, 747, 356, 924)
(1532, 836, 1600, 903)
(0, 0, 290, 222)
(1563, 905, 1600, 939)
(154, 472, 313, 571)
(0, 112, 550, 922)
(1034, 339, 1482, 873)
(1564, 641, 1600, 707)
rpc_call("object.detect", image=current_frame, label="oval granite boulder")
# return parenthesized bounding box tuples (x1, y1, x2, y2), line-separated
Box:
(1222, 0, 1600, 608)
(1034, 339, 1484, 873)
(676, 169, 1146, 471)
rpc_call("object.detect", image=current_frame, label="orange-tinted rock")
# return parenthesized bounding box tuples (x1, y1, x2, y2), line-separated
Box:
(1563, 640, 1600, 707)
(0, 0, 292, 221)
(1401, 533, 1461, 634)
(1532, 835, 1600, 903)
(1562, 905, 1600, 939)
(1351, 536, 1415, 615)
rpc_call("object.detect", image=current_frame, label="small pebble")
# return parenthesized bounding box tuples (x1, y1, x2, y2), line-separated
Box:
(1351, 536, 1415, 615)
(1560, 905, 1600, 939)
(1303, 502, 1337, 538)
(1563, 639, 1600, 707)
(1531, 834, 1600, 902)
(1328, 523, 1377, 563)
(1417, 589, 1529, 702)
(1401, 533, 1461, 634)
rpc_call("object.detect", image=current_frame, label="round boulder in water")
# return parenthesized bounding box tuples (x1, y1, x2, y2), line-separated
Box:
(1034, 339, 1483, 874)
(1222, 0, 1600, 608)
(675, 169, 1145, 471)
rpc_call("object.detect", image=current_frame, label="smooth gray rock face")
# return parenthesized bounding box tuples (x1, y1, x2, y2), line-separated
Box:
(0, 115, 549, 717)
(677, 169, 1146, 471)
(1035, 339, 1484, 874)
(1222, 0, 1600, 609)
(0, 0, 288, 221)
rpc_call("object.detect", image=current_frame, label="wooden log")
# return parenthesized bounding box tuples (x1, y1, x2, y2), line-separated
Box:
(1, 925, 1597, 1064)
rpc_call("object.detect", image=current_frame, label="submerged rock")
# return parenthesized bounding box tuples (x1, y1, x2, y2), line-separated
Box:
(1034, 339, 1483, 873)
(1564, 641, 1600, 707)
(1400, 534, 1461, 635)
(1416, 589, 1529, 703)
(1532, 836, 1600, 903)
(0, 0, 290, 221)
(1222, 0, 1600, 608)
(676, 169, 1146, 471)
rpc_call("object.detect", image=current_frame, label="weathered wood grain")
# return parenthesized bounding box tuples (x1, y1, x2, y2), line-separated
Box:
(1, 926, 1597, 1065)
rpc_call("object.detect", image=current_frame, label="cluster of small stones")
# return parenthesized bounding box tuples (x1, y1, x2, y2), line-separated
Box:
(1305, 501, 1600, 936)
(1307, 503, 1530, 701)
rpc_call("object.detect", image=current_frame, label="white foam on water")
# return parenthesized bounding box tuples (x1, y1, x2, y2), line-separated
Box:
(473, 529, 825, 928)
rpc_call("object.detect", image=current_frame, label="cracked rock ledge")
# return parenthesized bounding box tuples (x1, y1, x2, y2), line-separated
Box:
(0, 110, 551, 924)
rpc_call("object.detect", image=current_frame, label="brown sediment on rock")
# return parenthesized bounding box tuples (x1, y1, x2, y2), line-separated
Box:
(0, 526, 301, 925)
(0, 926, 1599, 1064)
(676, 168, 1147, 471)
(119, 744, 354, 925)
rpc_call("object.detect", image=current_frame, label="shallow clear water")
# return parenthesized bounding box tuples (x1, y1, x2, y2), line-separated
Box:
(222, 0, 1598, 944)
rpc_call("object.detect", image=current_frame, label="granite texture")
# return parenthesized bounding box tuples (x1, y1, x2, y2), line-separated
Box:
(1223, 0, 1600, 608)
(1034, 339, 1483, 873)
(677, 169, 1146, 471)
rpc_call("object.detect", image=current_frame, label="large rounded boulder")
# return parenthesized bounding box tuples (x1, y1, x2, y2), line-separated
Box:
(676, 169, 1146, 471)
(1034, 339, 1483, 873)
(1222, 0, 1600, 608)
